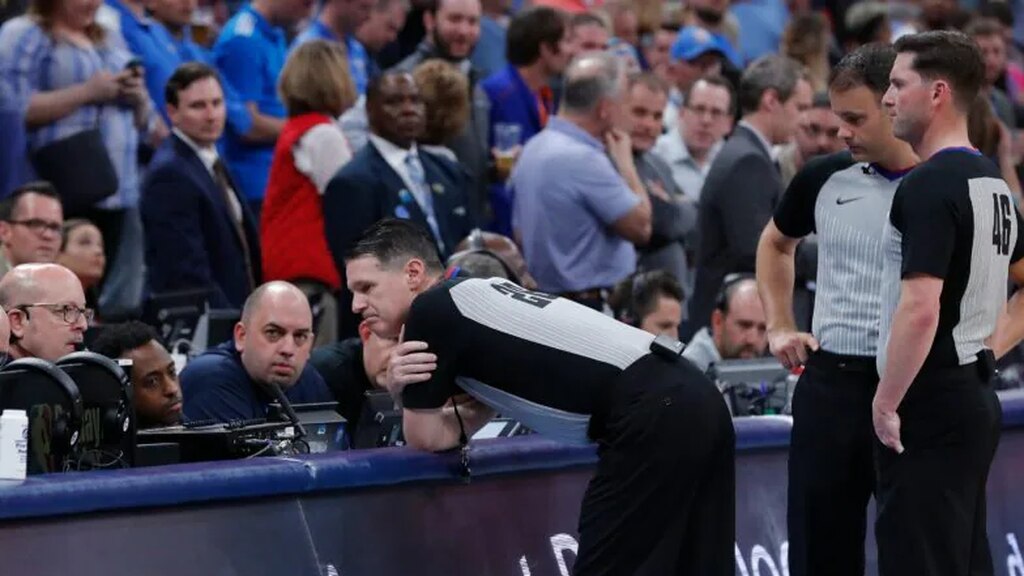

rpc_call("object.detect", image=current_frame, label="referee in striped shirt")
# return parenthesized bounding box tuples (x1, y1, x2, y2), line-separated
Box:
(756, 44, 918, 576)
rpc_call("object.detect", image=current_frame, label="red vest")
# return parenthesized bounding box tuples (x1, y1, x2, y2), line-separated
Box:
(261, 113, 342, 291)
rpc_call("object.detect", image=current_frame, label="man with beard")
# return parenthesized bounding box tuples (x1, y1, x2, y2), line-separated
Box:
(181, 281, 333, 423)
(392, 0, 491, 220)
(0, 264, 89, 362)
(682, 275, 767, 371)
(92, 321, 184, 428)
(776, 91, 845, 188)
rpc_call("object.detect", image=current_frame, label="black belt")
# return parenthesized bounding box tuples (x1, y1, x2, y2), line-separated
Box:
(811, 349, 877, 373)
(558, 287, 609, 304)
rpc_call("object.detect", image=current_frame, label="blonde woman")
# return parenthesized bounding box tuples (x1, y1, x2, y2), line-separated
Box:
(261, 39, 356, 344)
(412, 59, 469, 162)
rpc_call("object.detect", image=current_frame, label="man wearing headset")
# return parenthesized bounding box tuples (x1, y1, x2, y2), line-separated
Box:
(347, 217, 734, 576)
(608, 270, 685, 339)
(682, 274, 767, 372)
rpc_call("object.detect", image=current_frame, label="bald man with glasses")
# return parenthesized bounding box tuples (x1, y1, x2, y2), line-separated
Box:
(0, 182, 64, 278)
(0, 264, 90, 362)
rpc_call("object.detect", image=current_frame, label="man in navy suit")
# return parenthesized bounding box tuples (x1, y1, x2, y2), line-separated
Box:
(141, 63, 261, 310)
(324, 70, 475, 337)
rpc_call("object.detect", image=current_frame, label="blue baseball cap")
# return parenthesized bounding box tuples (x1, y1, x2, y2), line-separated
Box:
(670, 25, 732, 63)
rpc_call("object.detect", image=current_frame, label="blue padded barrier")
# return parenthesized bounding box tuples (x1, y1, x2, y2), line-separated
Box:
(0, 454, 313, 519)
(3, 389, 1024, 523)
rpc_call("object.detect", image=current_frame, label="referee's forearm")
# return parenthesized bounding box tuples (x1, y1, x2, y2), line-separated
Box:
(876, 296, 940, 410)
(756, 223, 799, 332)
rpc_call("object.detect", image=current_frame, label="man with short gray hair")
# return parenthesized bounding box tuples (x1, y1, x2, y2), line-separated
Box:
(687, 54, 812, 335)
(511, 52, 652, 310)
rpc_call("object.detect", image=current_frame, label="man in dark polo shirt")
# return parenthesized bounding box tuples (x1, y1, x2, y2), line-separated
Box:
(309, 320, 397, 433)
(181, 281, 332, 423)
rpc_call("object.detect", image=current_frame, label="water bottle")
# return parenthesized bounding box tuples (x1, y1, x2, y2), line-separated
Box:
(0, 409, 28, 480)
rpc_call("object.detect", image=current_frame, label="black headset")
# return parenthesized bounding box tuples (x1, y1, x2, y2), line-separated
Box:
(0, 357, 84, 458)
(56, 352, 133, 446)
(714, 272, 757, 313)
(445, 229, 523, 284)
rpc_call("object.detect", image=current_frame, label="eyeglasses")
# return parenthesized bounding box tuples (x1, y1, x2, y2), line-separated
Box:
(15, 303, 94, 325)
(6, 219, 62, 235)
(685, 105, 729, 121)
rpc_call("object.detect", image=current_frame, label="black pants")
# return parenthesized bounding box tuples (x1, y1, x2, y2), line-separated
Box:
(573, 354, 735, 576)
(788, 350, 878, 576)
(875, 359, 1001, 576)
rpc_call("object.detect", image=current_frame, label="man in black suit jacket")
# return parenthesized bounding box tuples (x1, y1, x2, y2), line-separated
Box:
(324, 71, 475, 336)
(688, 55, 812, 336)
(141, 63, 261, 310)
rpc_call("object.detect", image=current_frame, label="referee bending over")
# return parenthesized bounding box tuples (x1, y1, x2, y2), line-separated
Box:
(875, 31, 1024, 575)
(345, 218, 735, 576)
(756, 44, 918, 576)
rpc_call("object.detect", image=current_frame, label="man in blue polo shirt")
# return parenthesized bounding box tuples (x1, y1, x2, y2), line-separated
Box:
(213, 0, 308, 215)
(181, 281, 333, 423)
(511, 52, 651, 310)
(292, 0, 374, 95)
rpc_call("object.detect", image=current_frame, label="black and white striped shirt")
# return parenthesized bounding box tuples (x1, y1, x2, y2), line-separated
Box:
(401, 277, 658, 444)
(877, 149, 1024, 373)
(774, 151, 907, 356)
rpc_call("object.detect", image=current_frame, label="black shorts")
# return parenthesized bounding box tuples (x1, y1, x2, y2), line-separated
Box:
(573, 354, 735, 576)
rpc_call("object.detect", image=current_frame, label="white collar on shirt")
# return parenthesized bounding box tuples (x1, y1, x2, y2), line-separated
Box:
(369, 133, 417, 164)
(738, 120, 775, 160)
(173, 127, 220, 174)
(368, 133, 423, 194)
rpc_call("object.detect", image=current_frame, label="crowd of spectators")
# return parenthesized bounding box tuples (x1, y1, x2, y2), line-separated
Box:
(0, 0, 1023, 438)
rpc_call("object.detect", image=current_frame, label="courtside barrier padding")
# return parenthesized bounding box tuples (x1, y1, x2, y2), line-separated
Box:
(1, 390, 1021, 522)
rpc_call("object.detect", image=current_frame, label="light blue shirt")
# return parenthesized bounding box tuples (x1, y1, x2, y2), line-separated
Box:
(213, 4, 287, 201)
(292, 19, 369, 95)
(0, 16, 141, 208)
(510, 117, 639, 293)
(653, 128, 721, 202)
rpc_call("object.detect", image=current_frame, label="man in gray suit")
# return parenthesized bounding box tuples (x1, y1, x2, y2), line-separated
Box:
(391, 0, 491, 221)
(626, 72, 698, 294)
(687, 55, 812, 336)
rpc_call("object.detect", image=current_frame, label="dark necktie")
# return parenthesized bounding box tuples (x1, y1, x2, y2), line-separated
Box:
(212, 158, 256, 291)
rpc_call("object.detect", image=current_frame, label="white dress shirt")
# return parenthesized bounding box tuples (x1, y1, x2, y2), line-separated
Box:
(173, 127, 243, 224)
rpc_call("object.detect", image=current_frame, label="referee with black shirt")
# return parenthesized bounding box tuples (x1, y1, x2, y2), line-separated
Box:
(344, 218, 735, 576)
(756, 44, 918, 576)
(875, 31, 1024, 576)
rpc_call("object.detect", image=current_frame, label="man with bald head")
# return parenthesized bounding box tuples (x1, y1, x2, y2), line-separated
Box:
(181, 281, 333, 423)
(0, 302, 11, 365)
(0, 263, 88, 361)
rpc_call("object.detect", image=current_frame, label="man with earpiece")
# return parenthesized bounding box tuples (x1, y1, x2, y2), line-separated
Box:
(608, 270, 686, 340)
(682, 274, 767, 372)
